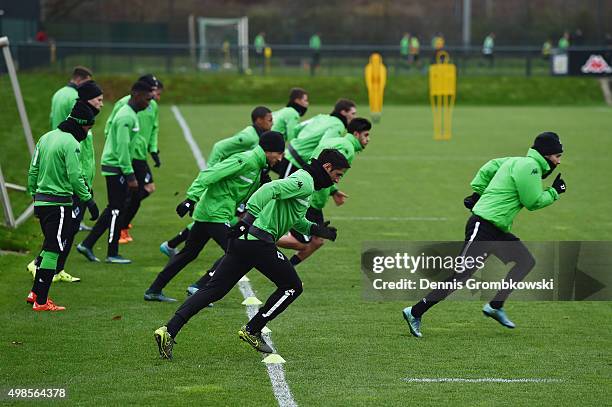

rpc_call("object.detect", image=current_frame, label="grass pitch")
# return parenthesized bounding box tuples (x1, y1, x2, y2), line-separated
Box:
(1, 104, 611, 405)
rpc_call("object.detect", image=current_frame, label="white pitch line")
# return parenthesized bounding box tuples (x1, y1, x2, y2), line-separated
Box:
(402, 378, 563, 383)
(171, 105, 208, 170)
(330, 216, 447, 222)
(239, 282, 297, 407)
(173, 105, 297, 407)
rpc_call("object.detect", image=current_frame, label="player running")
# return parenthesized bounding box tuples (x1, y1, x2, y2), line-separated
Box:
(144, 131, 286, 302)
(154, 149, 349, 359)
(403, 132, 566, 337)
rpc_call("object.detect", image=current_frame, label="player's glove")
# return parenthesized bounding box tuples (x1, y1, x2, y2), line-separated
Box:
(150, 151, 161, 168)
(551, 173, 566, 194)
(310, 221, 337, 241)
(227, 212, 256, 239)
(176, 199, 196, 218)
(463, 192, 480, 210)
(86, 199, 99, 221)
(260, 169, 272, 185)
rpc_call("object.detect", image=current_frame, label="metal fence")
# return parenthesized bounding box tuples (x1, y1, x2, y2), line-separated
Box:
(9, 41, 607, 77)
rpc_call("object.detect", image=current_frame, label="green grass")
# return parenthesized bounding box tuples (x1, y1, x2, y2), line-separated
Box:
(1, 104, 611, 405)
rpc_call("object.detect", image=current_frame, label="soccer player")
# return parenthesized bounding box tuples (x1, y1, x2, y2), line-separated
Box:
(144, 131, 286, 302)
(402, 132, 566, 337)
(26, 101, 99, 311)
(27, 80, 104, 283)
(154, 149, 350, 359)
(159, 106, 274, 255)
(77, 81, 153, 264)
(117, 75, 163, 243)
(271, 88, 309, 142)
(207, 106, 273, 166)
(49, 66, 92, 129)
(278, 117, 371, 266)
(273, 99, 356, 178)
(188, 118, 371, 295)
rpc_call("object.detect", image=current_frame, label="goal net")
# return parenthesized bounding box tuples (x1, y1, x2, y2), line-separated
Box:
(191, 16, 249, 73)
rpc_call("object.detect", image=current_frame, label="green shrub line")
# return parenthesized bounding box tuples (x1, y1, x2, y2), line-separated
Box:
(1, 72, 606, 106)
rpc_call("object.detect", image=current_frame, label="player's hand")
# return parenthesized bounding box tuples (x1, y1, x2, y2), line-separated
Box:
(176, 199, 196, 218)
(86, 199, 99, 221)
(260, 170, 272, 185)
(463, 192, 480, 210)
(227, 212, 256, 239)
(552, 173, 566, 194)
(332, 190, 348, 206)
(310, 221, 337, 241)
(127, 178, 138, 191)
(151, 151, 161, 168)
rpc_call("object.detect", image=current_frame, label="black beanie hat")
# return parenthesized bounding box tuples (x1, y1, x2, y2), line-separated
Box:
(532, 132, 563, 156)
(259, 131, 285, 153)
(138, 73, 159, 88)
(68, 100, 95, 126)
(77, 80, 103, 101)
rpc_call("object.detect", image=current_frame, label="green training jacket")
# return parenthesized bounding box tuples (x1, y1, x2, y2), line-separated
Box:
(106, 95, 159, 161)
(103, 95, 128, 136)
(207, 125, 260, 166)
(309, 134, 363, 210)
(50, 89, 96, 188)
(100, 104, 138, 180)
(246, 169, 316, 241)
(186, 146, 267, 223)
(80, 131, 95, 188)
(286, 114, 346, 168)
(49, 84, 78, 129)
(272, 106, 301, 141)
(28, 129, 92, 206)
(471, 148, 560, 232)
(130, 99, 159, 160)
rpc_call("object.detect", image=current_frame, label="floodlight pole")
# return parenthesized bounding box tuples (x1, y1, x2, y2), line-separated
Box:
(0, 36, 34, 156)
(462, 0, 471, 48)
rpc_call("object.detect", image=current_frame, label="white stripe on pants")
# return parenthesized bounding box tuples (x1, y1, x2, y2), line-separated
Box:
(109, 209, 120, 243)
(57, 206, 65, 251)
(262, 290, 294, 318)
(460, 221, 480, 257)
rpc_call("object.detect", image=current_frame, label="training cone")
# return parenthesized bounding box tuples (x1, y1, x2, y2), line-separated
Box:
(239, 275, 250, 282)
(261, 326, 272, 334)
(241, 296, 262, 305)
(262, 354, 286, 364)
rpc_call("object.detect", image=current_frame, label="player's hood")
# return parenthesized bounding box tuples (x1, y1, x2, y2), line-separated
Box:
(304, 158, 333, 190)
(527, 148, 555, 179)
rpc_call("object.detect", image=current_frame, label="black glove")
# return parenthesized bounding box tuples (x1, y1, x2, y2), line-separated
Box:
(463, 192, 480, 210)
(150, 151, 161, 168)
(176, 199, 196, 218)
(552, 173, 566, 194)
(86, 199, 99, 221)
(310, 221, 337, 241)
(260, 170, 272, 185)
(227, 212, 256, 239)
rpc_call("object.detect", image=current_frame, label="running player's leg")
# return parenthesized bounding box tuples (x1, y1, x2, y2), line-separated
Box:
(245, 244, 303, 334)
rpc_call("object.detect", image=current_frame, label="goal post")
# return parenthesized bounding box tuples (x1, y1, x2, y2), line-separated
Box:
(192, 16, 249, 73)
(0, 36, 35, 228)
